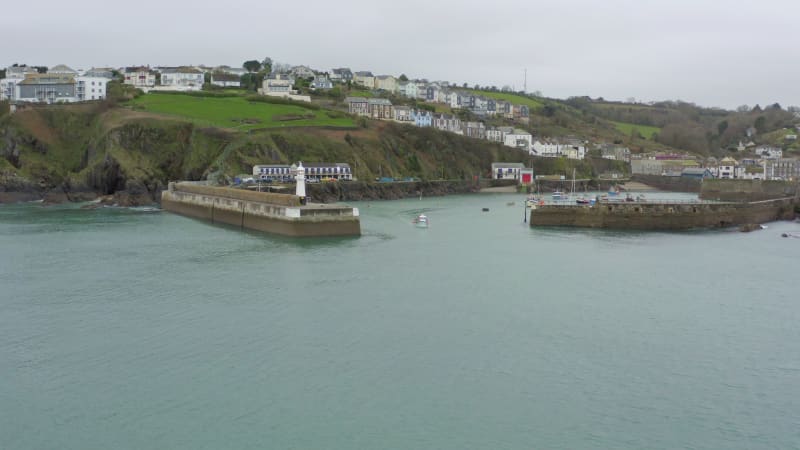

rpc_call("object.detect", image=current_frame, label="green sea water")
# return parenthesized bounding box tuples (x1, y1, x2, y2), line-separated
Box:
(1, 194, 798, 449)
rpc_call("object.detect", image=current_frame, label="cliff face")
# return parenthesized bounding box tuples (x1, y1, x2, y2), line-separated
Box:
(2, 104, 617, 205)
(0, 106, 228, 205)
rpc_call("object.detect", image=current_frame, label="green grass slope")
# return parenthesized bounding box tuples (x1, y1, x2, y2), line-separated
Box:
(129, 92, 355, 130)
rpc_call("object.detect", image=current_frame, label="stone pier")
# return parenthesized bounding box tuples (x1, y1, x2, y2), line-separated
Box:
(161, 183, 360, 237)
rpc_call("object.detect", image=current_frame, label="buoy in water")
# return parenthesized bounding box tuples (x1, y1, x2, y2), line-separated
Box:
(482, 207, 489, 212)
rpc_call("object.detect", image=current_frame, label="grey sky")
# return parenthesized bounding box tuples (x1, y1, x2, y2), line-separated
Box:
(4, 0, 798, 109)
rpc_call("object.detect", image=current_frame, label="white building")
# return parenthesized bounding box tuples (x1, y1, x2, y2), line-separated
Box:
(210, 72, 241, 87)
(75, 76, 108, 101)
(503, 129, 533, 152)
(124, 67, 156, 88)
(0, 78, 23, 101)
(160, 67, 204, 89)
(754, 145, 782, 159)
(486, 126, 514, 143)
(491, 162, 525, 180)
(718, 157, 739, 179)
(374, 75, 397, 93)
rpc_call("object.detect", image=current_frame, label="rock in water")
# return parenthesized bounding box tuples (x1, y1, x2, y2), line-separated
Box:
(738, 223, 761, 232)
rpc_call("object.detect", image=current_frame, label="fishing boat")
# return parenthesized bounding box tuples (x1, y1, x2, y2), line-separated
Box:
(575, 196, 591, 204)
(413, 214, 429, 228)
(552, 190, 567, 201)
(526, 195, 541, 208)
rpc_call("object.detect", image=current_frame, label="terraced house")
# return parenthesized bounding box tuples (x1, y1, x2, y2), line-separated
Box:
(345, 97, 369, 116)
(367, 98, 393, 120)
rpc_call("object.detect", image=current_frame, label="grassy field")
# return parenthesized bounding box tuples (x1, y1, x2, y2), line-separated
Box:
(128, 93, 355, 130)
(467, 89, 543, 110)
(612, 121, 660, 139)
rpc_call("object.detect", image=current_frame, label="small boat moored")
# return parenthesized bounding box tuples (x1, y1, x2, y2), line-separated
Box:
(413, 214, 429, 228)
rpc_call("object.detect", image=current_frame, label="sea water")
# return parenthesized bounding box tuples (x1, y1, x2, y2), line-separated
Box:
(1, 194, 798, 449)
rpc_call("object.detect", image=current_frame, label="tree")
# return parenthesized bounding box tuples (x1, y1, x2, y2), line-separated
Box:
(398, 74, 408, 82)
(736, 104, 750, 113)
(0, 69, 5, 79)
(243, 60, 262, 73)
(754, 115, 767, 134)
(717, 120, 728, 136)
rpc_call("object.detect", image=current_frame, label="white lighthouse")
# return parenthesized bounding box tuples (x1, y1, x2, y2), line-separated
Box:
(295, 161, 307, 204)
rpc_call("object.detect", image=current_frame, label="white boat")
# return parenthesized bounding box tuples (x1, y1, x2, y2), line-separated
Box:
(413, 214, 429, 228)
(552, 190, 567, 200)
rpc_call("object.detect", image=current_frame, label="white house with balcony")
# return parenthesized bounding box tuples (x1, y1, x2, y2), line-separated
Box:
(160, 67, 204, 90)
(75, 76, 108, 101)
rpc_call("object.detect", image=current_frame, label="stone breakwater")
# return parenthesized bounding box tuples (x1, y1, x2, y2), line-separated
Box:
(161, 183, 360, 237)
(529, 198, 797, 230)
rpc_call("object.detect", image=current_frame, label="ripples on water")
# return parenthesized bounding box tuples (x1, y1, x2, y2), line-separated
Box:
(1, 195, 799, 450)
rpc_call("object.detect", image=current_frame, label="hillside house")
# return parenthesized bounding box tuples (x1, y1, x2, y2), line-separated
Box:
(755, 145, 782, 159)
(353, 71, 375, 89)
(599, 144, 631, 162)
(412, 110, 433, 127)
(433, 114, 462, 134)
(261, 73, 294, 94)
(504, 129, 533, 152)
(368, 98, 393, 120)
(487, 126, 514, 143)
(765, 159, 800, 181)
(718, 157, 739, 179)
(124, 67, 156, 88)
(464, 121, 486, 139)
(345, 97, 369, 116)
(75, 75, 108, 101)
(329, 68, 353, 83)
(160, 67, 204, 89)
(16, 74, 76, 103)
(210, 72, 241, 87)
(290, 65, 315, 79)
(374, 75, 397, 93)
(310, 76, 333, 90)
(393, 106, 413, 122)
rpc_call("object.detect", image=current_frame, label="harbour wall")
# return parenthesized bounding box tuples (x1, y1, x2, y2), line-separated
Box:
(529, 198, 797, 230)
(631, 174, 703, 193)
(161, 183, 360, 237)
(305, 180, 477, 203)
(699, 179, 800, 202)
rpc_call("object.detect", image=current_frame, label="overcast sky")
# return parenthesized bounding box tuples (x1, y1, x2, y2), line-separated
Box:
(4, 0, 798, 109)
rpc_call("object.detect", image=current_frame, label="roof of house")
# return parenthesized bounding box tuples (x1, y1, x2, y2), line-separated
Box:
(682, 167, 711, 175)
(376, 75, 394, 80)
(345, 96, 368, 103)
(125, 66, 153, 73)
(19, 74, 75, 85)
(161, 67, 202, 74)
(211, 72, 240, 82)
(491, 162, 525, 168)
(368, 98, 392, 106)
(354, 71, 374, 77)
(49, 64, 77, 73)
(303, 162, 351, 168)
